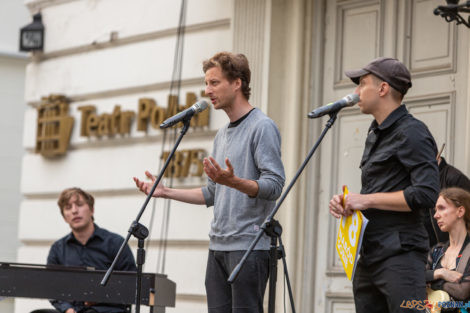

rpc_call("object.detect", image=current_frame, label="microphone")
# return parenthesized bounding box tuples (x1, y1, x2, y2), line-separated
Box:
(160, 100, 209, 129)
(308, 94, 360, 118)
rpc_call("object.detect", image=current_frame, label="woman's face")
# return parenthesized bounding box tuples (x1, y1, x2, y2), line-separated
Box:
(434, 195, 465, 232)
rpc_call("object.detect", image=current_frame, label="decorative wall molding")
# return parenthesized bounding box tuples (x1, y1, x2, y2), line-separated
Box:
(334, 0, 385, 87)
(176, 294, 206, 301)
(405, 92, 456, 162)
(25, 0, 79, 13)
(233, 0, 270, 111)
(26, 77, 205, 107)
(0, 51, 29, 60)
(32, 19, 231, 62)
(301, 0, 327, 311)
(325, 294, 355, 313)
(21, 238, 209, 247)
(404, 0, 457, 77)
(25, 128, 217, 153)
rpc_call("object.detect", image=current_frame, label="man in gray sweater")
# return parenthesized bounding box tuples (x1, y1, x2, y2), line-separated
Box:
(134, 51, 285, 313)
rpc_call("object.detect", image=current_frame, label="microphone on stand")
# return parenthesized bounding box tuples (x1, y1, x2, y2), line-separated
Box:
(308, 94, 360, 119)
(160, 100, 209, 129)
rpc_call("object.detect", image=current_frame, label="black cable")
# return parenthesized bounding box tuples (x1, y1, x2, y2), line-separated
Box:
(284, 269, 287, 313)
(160, 0, 187, 275)
(146, 0, 187, 275)
(145, 127, 167, 244)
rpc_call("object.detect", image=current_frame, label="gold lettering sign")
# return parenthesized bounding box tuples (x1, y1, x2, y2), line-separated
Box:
(35, 91, 210, 157)
(137, 98, 164, 131)
(161, 149, 206, 178)
(36, 95, 74, 157)
(77, 105, 135, 137)
(79, 91, 209, 137)
(188, 92, 209, 128)
(136, 92, 209, 132)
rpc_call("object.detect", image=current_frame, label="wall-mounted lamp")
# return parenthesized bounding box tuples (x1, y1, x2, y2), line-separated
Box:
(434, 0, 470, 28)
(434, 0, 470, 27)
(19, 13, 45, 52)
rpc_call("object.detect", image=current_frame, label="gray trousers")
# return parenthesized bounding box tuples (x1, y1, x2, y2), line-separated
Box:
(205, 250, 270, 313)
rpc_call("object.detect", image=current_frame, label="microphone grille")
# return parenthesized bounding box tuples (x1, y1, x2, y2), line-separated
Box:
(345, 93, 360, 105)
(194, 100, 209, 112)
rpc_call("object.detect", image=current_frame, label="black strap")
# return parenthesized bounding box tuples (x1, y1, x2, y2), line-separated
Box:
(456, 239, 470, 274)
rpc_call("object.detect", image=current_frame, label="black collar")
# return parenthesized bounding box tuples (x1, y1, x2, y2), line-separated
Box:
(228, 108, 255, 128)
(370, 104, 408, 132)
(66, 223, 104, 244)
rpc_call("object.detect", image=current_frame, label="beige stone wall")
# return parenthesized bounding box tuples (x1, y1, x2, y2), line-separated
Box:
(0, 1, 29, 313)
(18, 1, 233, 312)
(17, 1, 470, 313)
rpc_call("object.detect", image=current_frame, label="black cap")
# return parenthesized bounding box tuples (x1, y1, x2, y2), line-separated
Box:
(345, 57, 412, 95)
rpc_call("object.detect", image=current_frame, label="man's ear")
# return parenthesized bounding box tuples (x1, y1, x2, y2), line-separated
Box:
(378, 82, 390, 97)
(233, 78, 242, 91)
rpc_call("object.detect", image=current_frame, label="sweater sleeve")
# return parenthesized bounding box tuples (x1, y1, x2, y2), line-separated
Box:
(201, 131, 218, 207)
(202, 177, 215, 207)
(252, 119, 285, 201)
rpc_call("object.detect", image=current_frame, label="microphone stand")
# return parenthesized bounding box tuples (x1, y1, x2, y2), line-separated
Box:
(101, 118, 192, 313)
(228, 112, 339, 313)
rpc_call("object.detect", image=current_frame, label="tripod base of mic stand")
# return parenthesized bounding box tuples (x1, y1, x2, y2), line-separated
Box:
(263, 219, 296, 313)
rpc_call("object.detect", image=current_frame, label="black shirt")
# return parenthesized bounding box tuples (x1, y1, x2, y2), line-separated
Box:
(360, 105, 440, 264)
(425, 157, 470, 247)
(47, 224, 137, 313)
(439, 157, 470, 192)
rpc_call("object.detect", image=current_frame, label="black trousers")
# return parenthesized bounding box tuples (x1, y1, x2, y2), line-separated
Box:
(353, 250, 427, 313)
(205, 250, 270, 313)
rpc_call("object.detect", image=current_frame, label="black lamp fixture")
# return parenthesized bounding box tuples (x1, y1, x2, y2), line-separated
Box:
(19, 12, 45, 52)
(434, 0, 470, 27)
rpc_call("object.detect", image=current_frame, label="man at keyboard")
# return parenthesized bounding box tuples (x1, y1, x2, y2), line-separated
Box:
(47, 187, 137, 313)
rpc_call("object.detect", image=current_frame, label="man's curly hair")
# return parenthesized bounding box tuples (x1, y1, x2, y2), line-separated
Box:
(203, 52, 251, 100)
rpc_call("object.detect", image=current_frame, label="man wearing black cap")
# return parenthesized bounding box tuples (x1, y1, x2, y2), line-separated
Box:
(329, 57, 440, 313)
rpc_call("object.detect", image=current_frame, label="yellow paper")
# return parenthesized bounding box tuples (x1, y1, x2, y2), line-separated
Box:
(336, 185, 368, 280)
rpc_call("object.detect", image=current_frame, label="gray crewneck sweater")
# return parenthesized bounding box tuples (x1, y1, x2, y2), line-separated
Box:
(201, 108, 285, 251)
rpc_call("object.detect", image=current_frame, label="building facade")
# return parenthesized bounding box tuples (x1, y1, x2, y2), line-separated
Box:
(16, 0, 470, 313)
(0, 0, 29, 312)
